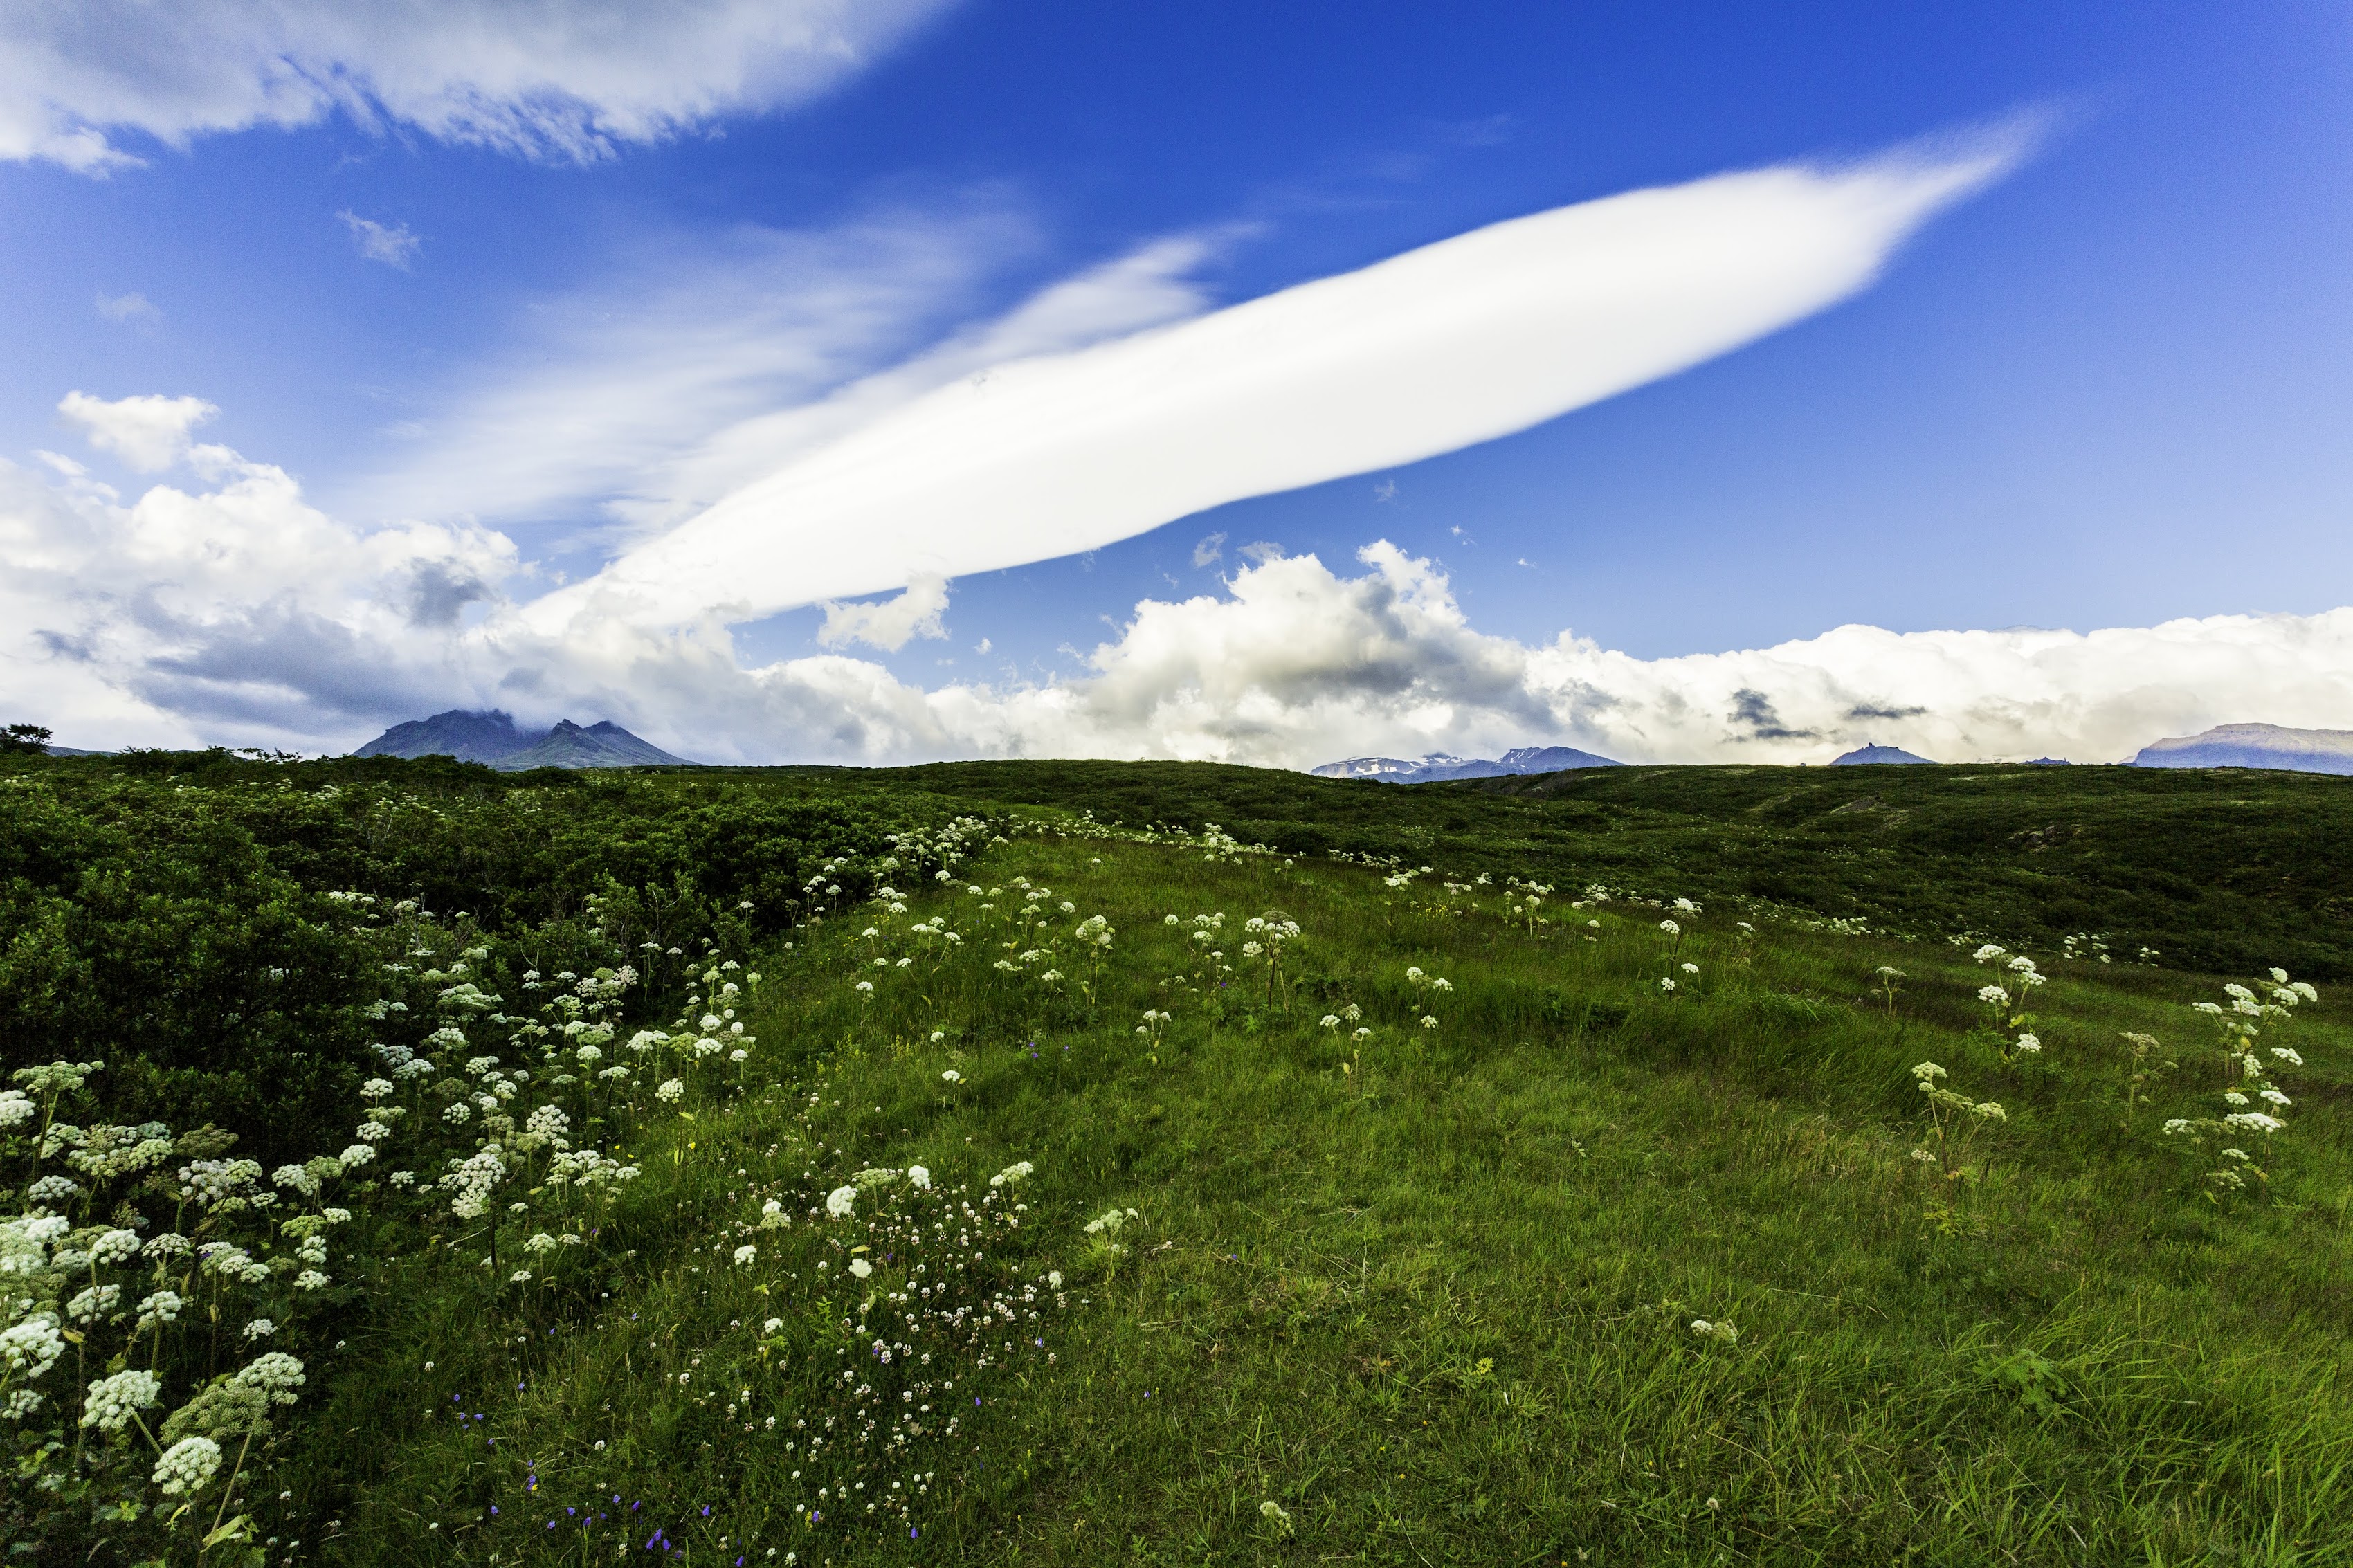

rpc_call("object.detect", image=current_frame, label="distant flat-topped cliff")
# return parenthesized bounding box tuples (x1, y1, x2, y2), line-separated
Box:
(1830, 743, 1937, 765)
(2130, 723, 2353, 775)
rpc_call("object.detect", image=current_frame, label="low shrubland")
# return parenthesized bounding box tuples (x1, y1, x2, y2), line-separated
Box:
(2, 751, 2349, 1565)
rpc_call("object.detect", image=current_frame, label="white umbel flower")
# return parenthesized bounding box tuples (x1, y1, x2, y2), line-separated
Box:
(153, 1435, 222, 1494)
(234, 1352, 306, 1404)
(80, 1369, 161, 1432)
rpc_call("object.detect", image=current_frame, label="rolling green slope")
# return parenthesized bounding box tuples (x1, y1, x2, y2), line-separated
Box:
(4, 751, 2350, 1565)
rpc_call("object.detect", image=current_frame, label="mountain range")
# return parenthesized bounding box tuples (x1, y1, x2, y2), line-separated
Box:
(354, 711, 694, 770)
(1309, 745, 1623, 783)
(26, 716, 2351, 776)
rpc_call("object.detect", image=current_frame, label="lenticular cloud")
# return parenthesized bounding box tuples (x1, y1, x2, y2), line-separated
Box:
(530, 131, 2026, 636)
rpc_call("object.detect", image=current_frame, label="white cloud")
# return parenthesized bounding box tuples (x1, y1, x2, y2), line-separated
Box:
(1190, 532, 1226, 568)
(356, 217, 1221, 541)
(687, 549, 2353, 769)
(8, 422, 2352, 772)
(95, 291, 161, 325)
(816, 574, 949, 653)
(522, 547, 2353, 770)
(0, 0, 952, 172)
(57, 391, 217, 472)
(340, 210, 421, 269)
(0, 432, 514, 749)
(529, 131, 2031, 637)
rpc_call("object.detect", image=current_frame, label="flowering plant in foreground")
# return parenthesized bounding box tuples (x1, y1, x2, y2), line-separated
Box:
(2164, 969, 2318, 1201)
(1908, 1061, 2008, 1232)
(0, 879, 782, 1561)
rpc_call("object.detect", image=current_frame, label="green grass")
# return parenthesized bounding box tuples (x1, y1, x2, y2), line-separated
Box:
(299, 821, 2353, 1566)
(843, 758, 2353, 981)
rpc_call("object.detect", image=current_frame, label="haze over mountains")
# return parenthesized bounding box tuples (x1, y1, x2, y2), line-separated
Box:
(354, 711, 693, 770)
(1314, 724, 2353, 779)
(27, 715, 2353, 778)
(1310, 745, 1623, 783)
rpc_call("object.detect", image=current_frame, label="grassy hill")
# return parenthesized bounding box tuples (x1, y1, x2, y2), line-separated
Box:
(3, 753, 2349, 1565)
(849, 759, 2353, 981)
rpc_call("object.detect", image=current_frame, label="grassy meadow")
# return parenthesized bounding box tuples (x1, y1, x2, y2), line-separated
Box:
(3, 753, 2350, 1565)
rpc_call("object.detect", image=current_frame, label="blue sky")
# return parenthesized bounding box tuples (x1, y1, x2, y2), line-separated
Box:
(4, 2, 2352, 763)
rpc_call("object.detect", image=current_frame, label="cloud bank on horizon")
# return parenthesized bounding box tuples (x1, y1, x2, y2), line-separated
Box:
(0, 0, 952, 172)
(7, 424, 2351, 771)
(526, 131, 2029, 635)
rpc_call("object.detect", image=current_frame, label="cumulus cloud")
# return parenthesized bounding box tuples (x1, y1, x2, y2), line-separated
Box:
(340, 210, 421, 269)
(57, 391, 217, 471)
(816, 574, 950, 653)
(7, 426, 2352, 769)
(741, 549, 2353, 769)
(0, 423, 514, 749)
(0, 0, 952, 172)
(528, 130, 2032, 637)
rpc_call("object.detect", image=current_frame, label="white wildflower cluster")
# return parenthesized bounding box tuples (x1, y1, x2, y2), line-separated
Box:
(439, 1148, 507, 1219)
(0, 1316, 66, 1383)
(152, 1435, 222, 1494)
(720, 1143, 1062, 1542)
(66, 1123, 176, 1181)
(2163, 969, 2316, 1198)
(79, 1369, 161, 1432)
(177, 1158, 266, 1210)
(1970, 945, 2044, 1038)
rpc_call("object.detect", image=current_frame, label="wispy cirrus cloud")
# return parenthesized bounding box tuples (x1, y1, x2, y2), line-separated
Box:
(527, 125, 2037, 638)
(352, 212, 1228, 547)
(0, 0, 955, 173)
